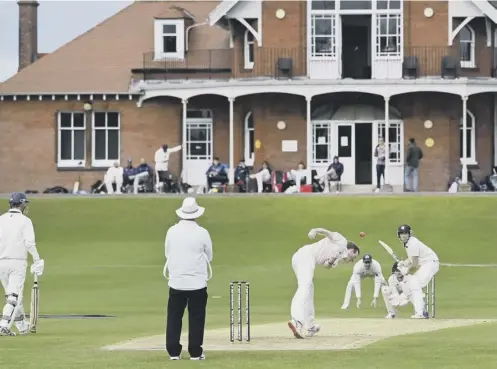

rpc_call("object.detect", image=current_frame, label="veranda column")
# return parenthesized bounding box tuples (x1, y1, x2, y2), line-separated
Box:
(182, 99, 188, 182)
(228, 97, 235, 185)
(461, 96, 468, 184)
(384, 96, 390, 185)
(306, 97, 312, 168)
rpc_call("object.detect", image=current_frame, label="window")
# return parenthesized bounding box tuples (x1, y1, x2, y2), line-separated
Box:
(244, 112, 255, 166)
(154, 20, 184, 60)
(311, 14, 336, 58)
(57, 112, 86, 168)
(244, 30, 255, 69)
(377, 0, 401, 10)
(92, 112, 120, 167)
(312, 122, 333, 164)
(340, 0, 372, 10)
(376, 14, 401, 57)
(376, 122, 402, 163)
(459, 25, 475, 68)
(460, 110, 476, 163)
(311, 0, 335, 10)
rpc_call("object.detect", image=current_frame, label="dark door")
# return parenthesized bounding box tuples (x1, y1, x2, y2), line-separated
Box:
(355, 123, 373, 184)
(341, 16, 370, 79)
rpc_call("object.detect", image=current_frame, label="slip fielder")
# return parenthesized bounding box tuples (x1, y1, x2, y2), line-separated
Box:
(0, 193, 44, 336)
(341, 254, 385, 310)
(288, 228, 360, 339)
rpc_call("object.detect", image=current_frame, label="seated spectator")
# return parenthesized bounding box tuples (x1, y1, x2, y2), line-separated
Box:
(250, 160, 272, 193)
(282, 161, 308, 192)
(104, 161, 124, 194)
(315, 156, 344, 193)
(234, 159, 250, 192)
(206, 157, 228, 190)
(124, 158, 153, 194)
(123, 159, 134, 187)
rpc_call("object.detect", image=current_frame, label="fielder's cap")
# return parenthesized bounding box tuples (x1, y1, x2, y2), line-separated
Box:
(363, 254, 372, 263)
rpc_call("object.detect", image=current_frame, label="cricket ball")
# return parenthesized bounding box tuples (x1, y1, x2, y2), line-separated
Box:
(360, 232, 366, 238)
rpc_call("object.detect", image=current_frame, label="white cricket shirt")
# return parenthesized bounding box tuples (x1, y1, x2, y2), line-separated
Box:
(304, 231, 348, 265)
(0, 209, 39, 261)
(155, 145, 181, 172)
(405, 236, 439, 266)
(352, 259, 383, 279)
(164, 220, 213, 290)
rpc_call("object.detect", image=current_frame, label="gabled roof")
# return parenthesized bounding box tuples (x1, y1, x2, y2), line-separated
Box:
(155, 5, 195, 20)
(208, 0, 239, 26)
(471, 0, 497, 23)
(0, 1, 228, 94)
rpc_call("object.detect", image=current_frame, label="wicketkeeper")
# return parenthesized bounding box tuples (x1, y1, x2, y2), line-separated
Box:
(0, 193, 44, 336)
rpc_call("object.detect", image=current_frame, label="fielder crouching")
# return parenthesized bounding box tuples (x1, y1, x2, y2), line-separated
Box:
(381, 262, 426, 319)
(0, 193, 44, 336)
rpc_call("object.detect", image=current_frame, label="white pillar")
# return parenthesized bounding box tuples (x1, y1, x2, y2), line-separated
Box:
(494, 93, 497, 168)
(182, 99, 188, 183)
(306, 97, 312, 168)
(384, 96, 390, 185)
(461, 96, 468, 184)
(228, 97, 235, 185)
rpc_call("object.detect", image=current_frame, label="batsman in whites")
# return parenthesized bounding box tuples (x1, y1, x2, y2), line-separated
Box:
(288, 228, 360, 339)
(341, 254, 385, 310)
(0, 193, 44, 336)
(381, 224, 439, 318)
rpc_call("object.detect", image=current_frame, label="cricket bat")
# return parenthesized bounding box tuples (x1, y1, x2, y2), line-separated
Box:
(378, 240, 401, 262)
(29, 274, 39, 333)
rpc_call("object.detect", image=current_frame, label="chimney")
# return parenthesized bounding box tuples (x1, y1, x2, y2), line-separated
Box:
(18, 0, 39, 71)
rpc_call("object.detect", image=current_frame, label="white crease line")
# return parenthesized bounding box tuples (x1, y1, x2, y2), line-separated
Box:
(441, 263, 497, 268)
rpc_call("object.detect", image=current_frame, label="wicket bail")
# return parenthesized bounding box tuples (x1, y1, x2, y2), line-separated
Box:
(229, 281, 251, 343)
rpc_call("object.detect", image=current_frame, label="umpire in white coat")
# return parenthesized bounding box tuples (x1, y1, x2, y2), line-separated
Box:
(163, 197, 213, 361)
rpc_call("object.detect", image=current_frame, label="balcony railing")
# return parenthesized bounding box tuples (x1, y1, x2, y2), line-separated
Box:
(134, 46, 497, 81)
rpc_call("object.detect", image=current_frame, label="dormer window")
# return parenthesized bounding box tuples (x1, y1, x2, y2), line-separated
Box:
(154, 19, 185, 60)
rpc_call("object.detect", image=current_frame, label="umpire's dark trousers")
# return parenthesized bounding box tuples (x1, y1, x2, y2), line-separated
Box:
(166, 287, 208, 358)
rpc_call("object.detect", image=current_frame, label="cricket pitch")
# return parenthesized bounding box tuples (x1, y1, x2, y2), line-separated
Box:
(102, 318, 494, 351)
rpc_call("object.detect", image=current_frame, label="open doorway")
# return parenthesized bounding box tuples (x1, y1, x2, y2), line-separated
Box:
(355, 123, 372, 184)
(341, 15, 371, 79)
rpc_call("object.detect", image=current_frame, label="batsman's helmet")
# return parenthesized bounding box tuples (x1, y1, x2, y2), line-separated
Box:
(397, 224, 412, 236)
(9, 192, 28, 208)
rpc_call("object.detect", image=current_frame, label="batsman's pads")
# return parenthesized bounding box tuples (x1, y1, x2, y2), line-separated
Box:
(29, 274, 39, 333)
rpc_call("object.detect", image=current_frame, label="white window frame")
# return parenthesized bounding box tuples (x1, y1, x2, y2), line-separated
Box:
(459, 25, 476, 68)
(154, 19, 185, 60)
(376, 121, 403, 164)
(311, 121, 333, 164)
(460, 110, 477, 165)
(375, 14, 402, 58)
(310, 14, 337, 59)
(244, 29, 255, 69)
(244, 111, 255, 166)
(57, 111, 86, 168)
(92, 112, 121, 168)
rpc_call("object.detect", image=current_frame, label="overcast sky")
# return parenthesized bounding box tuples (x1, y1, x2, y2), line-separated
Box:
(0, 0, 132, 82)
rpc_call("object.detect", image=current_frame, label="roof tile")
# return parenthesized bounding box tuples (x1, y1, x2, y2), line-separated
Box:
(0, 1, 227, 94)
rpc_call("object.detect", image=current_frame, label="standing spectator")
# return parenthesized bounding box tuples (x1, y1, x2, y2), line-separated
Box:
(163, 197, 213, 361)
(154, 144, 182, 193)
(374, 137, 387, 192)
(405, 138, 423, 192)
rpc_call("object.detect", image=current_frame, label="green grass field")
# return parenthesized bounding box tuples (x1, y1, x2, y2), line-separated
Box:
(0, 196, 496, 369)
